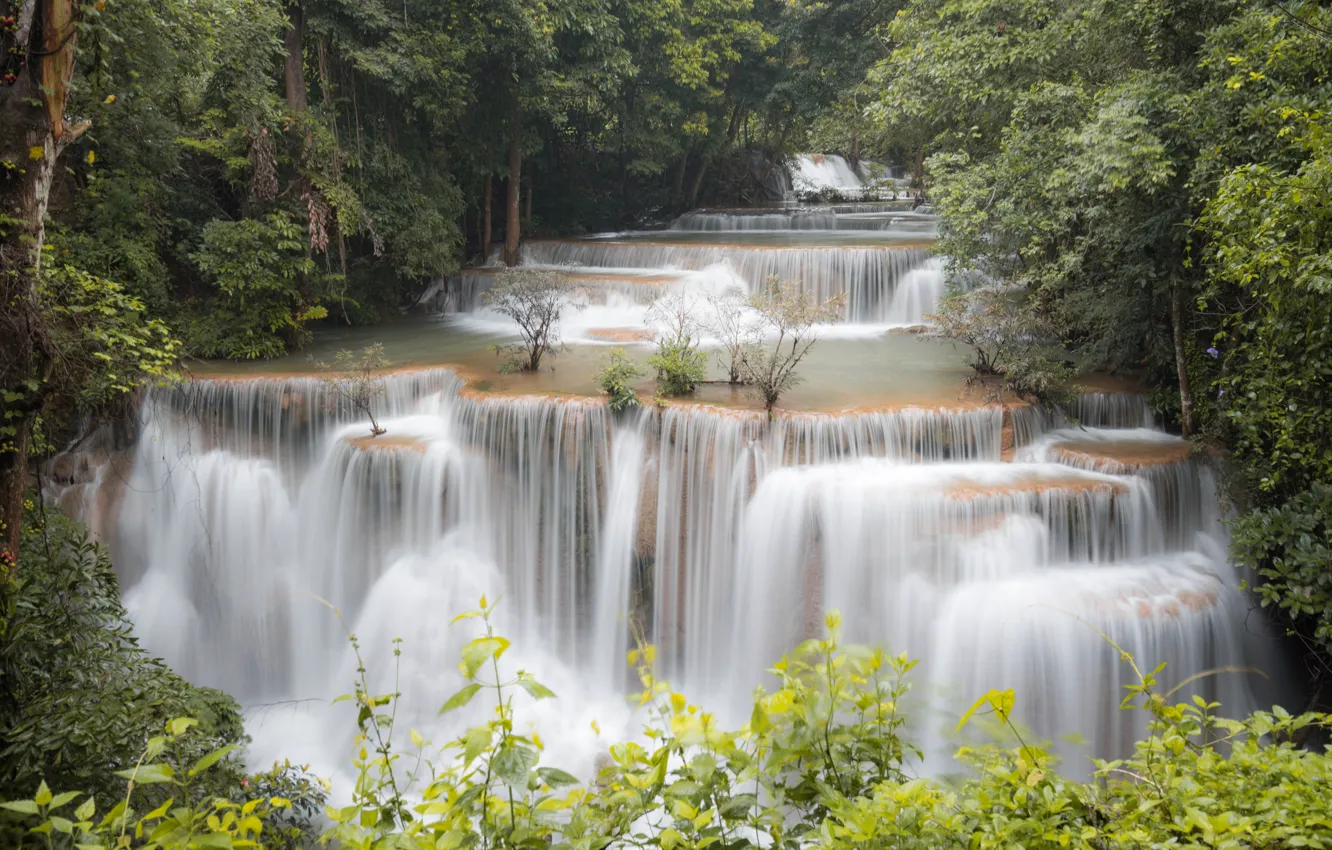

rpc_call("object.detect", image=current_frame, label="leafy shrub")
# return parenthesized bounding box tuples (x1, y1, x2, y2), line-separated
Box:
(648, 338, 707, 397)
(596, 347, 644, 412)
(930, 289, 1075, 408)
(186, 214, 327, 360)
(647, 293, 708, 397)
(0, 505, 248, 807)
(1232, 484, 1332, 659)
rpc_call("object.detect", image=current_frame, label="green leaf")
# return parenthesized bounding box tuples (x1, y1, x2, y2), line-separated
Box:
(116, 763, 175, 784)
(74, 797, 95, 822)
(191, 745, 237, 776)
(536, 767, 580, 788)
(516, 675, 557, 700)
(167, 717, 198, 737)
(34, 781, 52, 806)
(0, 801, 40, 815)
(463, 726, 492, 765)
(660, 827, 684, 850)
(440, 683, 483, 715)
(492, 741, 539, 789)
(460, 637, 511, 679)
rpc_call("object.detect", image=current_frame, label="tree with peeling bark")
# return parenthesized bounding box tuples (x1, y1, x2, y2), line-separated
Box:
(0, 0, 86, 568)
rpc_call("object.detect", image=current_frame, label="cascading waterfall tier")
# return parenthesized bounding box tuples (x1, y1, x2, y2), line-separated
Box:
(520, 239, 932, 322)
(670, 208, 927, 231)
(59, 368, 1282, 785)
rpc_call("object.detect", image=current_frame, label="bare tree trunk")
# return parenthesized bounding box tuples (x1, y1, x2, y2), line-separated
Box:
(0, 0, 82, 570)
(504, 107, 522, 266)
(523, 170, 532, 226)
(686, 157, 709, 208)
(284, 2, 308, 111)
(1171, 285, 1194, 439)
(482, 174, 493, 258)
(672, 152, 688, 202)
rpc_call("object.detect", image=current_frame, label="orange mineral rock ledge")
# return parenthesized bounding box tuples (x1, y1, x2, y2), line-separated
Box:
(943, 475, 1127, 501)
(186, 361, 1009, 417)
(1052, 440, 1192, 469)
(584, 328, 656, 343)
(345, 434, 429, 453)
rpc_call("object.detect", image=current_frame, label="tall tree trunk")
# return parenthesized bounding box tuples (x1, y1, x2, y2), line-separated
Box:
(0, 0, 82, 570)
(284, 2, 307, 112)
(686, 157, 709, 208)
(503, 107, 522, 266)
(523, 170, 532, 227)
(672, 152, 689, 202)
(482, 174, 493, 259)
(1171, 285, 1194, 439)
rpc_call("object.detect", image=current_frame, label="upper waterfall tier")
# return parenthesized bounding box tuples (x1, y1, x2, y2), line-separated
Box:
(519, 238, 934, 322)
(670, 207, 932, 231)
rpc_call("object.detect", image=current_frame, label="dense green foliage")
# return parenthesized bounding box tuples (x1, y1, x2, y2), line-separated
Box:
(5, 606, 1332, 849)
(0, 505, 247, 807)
(864, 0, 1332, 673)
(37, 0, 902, 363)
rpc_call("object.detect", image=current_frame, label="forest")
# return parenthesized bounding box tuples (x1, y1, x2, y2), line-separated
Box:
(2, 0, 1332, 847)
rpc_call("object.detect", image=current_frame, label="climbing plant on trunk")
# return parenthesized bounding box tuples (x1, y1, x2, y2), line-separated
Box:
(0, 0, 85, 570)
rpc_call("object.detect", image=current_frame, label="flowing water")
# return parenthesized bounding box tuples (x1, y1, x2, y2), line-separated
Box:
(52, 197, 1287, 789)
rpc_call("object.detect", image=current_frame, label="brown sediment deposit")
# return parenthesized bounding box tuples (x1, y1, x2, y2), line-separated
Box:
(1052, 439, 1191, 470)
(346, 434, 430, 452)
(1075, 372, 1147, 394)
(584, 328, 655, 343)
(943, 475, 1127, 501)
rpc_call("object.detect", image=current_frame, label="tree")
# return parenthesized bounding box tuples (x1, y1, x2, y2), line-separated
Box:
(701, 285, 755, 385)
(0, 0, 87, 567)
(646, 292, 708, 397)
(930, 288, 1074, 406)
(316, 343, 391, 437)
(482, 266, 577, 373)
(738, 278, 841, 414)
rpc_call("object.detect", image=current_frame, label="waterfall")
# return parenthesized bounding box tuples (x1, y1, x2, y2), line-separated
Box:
(64, 369, 1282, 787)
(790, 154, 866, 196)
(670, 209, 921, 231)
(520, 240, 932, 322)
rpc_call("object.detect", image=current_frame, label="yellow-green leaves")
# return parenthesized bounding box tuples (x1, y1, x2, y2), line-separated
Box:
(458, 636, 510, 679)
(956, 688, 1016, 732)
(439, 683, 483, 715)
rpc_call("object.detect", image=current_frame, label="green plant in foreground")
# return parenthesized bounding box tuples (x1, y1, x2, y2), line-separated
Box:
(5, 603, 1332, 850)
(596, 348, 644, 412)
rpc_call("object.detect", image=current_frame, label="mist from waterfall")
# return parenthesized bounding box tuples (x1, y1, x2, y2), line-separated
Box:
(64, 372, 1285, 792)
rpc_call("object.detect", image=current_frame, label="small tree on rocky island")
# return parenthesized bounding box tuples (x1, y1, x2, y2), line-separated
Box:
(930, 289, 1075, 406)
(483, 267, 577, 373)
(739, 278, 844, 415)
(316, 343, 390, 437)
(701, 286, 757, 385)
(646, 292, 708, 397)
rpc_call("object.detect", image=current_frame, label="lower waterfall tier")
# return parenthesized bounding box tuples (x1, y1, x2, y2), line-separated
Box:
(48, 371, 1285, 786)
